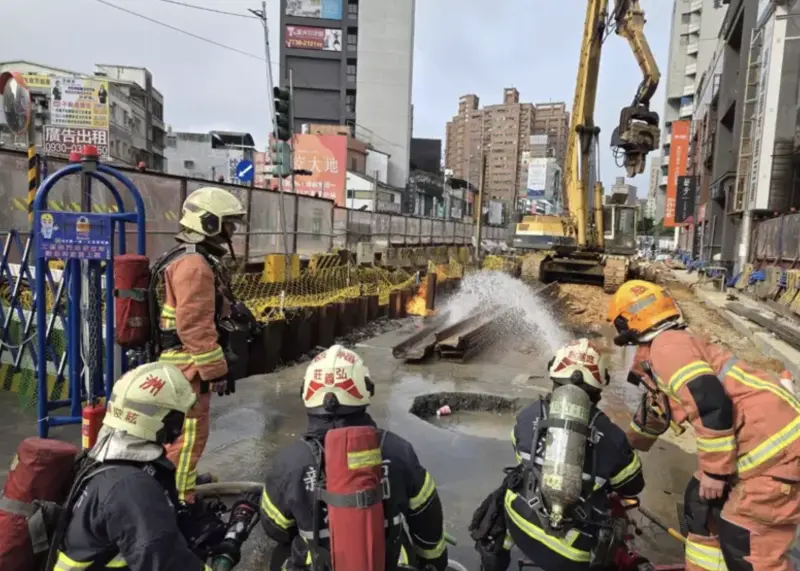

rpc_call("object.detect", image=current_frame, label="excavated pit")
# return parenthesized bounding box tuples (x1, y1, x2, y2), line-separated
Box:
(409, 391, 529, 440)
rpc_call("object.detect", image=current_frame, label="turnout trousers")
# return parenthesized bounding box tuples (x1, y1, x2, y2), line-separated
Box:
(683, 475, 800, 571)
(165, 376, 211, 503)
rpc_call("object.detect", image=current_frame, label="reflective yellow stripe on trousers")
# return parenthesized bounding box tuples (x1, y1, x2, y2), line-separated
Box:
(685, 539, 728, 571)
(175, 417, 198, 501)
(55, 552, 131, 570)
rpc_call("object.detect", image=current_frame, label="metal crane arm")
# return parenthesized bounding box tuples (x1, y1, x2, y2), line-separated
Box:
(609, 0, 662, 176)
(562, 0, 609, 248)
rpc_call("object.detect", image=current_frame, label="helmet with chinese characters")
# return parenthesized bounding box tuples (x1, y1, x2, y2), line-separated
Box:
(103, 362, 197, 443)
(548, 338, 611, 392)
(302, 345, 374, 415)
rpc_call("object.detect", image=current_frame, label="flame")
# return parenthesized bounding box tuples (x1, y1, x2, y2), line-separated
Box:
(406, 278, 436, 317)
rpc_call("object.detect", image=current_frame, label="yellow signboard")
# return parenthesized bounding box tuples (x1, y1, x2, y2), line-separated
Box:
(19, 73, 110, 129)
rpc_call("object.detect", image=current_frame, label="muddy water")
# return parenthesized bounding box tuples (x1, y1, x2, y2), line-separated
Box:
(428, 409, 515, 440)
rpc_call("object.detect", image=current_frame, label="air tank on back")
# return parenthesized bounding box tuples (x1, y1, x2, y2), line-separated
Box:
(541, 383, 591, 529)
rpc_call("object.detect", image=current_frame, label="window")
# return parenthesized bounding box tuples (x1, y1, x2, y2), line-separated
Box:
(348, 1, 358, 17)
(347, 64, 357, 82)
(347, 32, 358, 51)
(347, 189, 355, 198)
(183, 159, 195, 169)
(350, 157, 358, 170)
(346, 93, 356, 113)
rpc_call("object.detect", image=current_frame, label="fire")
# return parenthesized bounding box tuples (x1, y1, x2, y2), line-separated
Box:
(406, 278, 436, 317)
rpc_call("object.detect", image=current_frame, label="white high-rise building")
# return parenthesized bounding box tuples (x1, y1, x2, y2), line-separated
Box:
(655, 0, 728, 219)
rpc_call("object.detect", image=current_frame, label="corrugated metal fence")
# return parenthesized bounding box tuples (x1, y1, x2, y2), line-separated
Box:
(751, 213, 800, 262)
(0, 149, 506, 262)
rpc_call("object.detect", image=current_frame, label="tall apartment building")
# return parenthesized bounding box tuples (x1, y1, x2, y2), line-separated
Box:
(531, 102, 570, 169)
(444, 88, 536, 210)
(279, 0, 414, 188)
(655, 0, 728, 218)
(646, 156, 662, 220)
(0, 61, 166, 170)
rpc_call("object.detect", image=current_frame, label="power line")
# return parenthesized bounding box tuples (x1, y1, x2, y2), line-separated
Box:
(152, 0, 258, 19)
(93, 0, 264, 61)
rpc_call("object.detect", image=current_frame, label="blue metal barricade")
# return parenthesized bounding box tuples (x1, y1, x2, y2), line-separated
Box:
(32, 146, 146, 438)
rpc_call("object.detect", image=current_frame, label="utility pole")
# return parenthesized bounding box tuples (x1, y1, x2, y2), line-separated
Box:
(249, 1, 289, 258)
(475, 153, 486, 259)
(289, 69, 296, 197)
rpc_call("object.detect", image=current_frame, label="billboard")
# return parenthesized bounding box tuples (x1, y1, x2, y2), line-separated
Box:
(527, 158, 547, 198)
(285, 26, 342, 51)
(285, 0, 342, 20)
(48, 75, 110, 129)
(292, 134, 347, 205)
(664, 120, 690, 228)
(43, 125, 109, 159)
(675, 175, 697, 223)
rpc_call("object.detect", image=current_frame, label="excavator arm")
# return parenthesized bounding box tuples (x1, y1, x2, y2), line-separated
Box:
(610, 0, 662, 176)
(562, 0, 609, 248)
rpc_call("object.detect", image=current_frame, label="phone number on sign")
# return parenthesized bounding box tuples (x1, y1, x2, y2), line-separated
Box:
(45, 142, 108, 157)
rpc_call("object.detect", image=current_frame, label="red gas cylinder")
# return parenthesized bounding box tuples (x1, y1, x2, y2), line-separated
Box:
(82, 403, 106, 449)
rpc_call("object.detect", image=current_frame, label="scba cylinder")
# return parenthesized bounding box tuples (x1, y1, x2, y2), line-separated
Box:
(541, 383, 591, 528)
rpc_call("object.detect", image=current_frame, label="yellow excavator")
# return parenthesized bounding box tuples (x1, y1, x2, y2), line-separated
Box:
(515, 0, 661, 293)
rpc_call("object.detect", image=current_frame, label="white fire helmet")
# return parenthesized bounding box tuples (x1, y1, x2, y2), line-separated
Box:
(179, 186, 246, 238)
(548, 338, 611, 391)
(302, 345, 374, 413)
(103, 362, 197, 442)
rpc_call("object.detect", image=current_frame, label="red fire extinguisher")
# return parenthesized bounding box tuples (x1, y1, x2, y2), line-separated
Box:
(82, 402, 106, 450)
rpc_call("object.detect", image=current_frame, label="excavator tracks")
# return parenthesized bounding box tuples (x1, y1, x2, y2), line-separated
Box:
(603, 256, 629, 294)
(520, 251, 549, 283)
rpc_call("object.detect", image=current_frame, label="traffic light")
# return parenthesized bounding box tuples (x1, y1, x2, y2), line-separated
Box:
(270, 140, 292, 178)
(273, 86, 292, 142)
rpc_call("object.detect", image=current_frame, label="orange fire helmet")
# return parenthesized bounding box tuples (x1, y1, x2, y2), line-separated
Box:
(607, 280, 682, 345)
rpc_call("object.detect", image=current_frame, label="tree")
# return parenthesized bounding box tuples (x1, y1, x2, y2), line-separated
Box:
(637, 217, 655, 234)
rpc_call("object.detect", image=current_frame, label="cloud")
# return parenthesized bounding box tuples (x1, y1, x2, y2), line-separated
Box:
(2, 0, 671, 196)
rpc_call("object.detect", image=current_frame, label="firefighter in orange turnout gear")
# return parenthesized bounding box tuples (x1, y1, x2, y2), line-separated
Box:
(157, 187, 247, 505)
(609, 280, 800, 571)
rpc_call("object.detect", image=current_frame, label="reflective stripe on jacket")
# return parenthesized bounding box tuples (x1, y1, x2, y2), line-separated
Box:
(158, 252, 227, 381)
(635, 329, 800, 480)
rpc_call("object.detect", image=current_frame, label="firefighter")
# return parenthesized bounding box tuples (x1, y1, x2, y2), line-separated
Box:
(609, 279, 800, 571)
(259, 345, 450, 571)
(155, 186, 247, 506)
(470, 338, 645, 571)
(53, 362, 236, 571)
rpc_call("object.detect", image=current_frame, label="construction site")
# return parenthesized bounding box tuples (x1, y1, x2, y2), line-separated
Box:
(4, 0, 800, 570)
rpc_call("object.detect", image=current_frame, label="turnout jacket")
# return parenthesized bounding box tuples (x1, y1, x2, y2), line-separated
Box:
(259, 414, 448, 571)
(158, 246, 229, 382)
(55, 459, 209, 571)
(629, 328, 800, 482)
(503, 399, 645, 571)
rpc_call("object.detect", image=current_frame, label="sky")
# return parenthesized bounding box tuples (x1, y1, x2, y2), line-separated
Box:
(1, 0, 672, 196)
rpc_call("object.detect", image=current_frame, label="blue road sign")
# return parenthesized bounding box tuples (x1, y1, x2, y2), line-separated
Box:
(236, 159, 254, 182)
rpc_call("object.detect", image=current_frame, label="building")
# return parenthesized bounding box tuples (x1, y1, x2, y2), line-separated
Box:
(654, 1, 728, 220)
(532, 102, 570, 170)
(646, 156, 661, 220)
(410, 137, 441, 174)
(444, 88, 536, 212)
(610, 176, 638, 205)
(692, 0, 800, 270)
(165, 130, 255, 183)
(0, 60, 166, 170)
(279, 0, 414, 189)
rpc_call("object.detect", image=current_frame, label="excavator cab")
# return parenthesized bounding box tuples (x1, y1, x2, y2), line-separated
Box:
(604, 202, 638, 256)
(611, 105, 661, 177)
